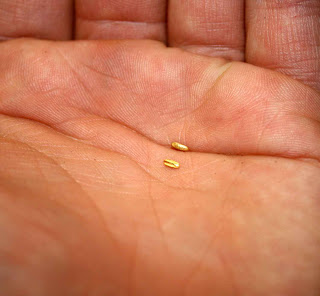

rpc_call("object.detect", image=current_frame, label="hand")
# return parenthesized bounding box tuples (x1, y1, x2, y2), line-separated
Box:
(0, 1, 319, 295)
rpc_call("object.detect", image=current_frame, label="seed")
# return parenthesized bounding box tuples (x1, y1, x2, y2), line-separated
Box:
(172, 142, 189, 152)
(164, 159, 180, 169)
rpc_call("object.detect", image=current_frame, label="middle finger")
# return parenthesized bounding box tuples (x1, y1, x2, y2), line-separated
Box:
(75, 0, 167, 42)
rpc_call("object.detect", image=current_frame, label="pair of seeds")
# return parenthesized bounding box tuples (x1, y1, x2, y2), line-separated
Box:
(164, 142, 189, 169)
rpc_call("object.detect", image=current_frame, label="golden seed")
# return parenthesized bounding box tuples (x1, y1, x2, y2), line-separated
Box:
(164, 159, 180, 169)
(172, 142, 189, 152)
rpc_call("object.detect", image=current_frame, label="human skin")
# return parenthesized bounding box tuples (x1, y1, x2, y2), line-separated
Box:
(0, 0, 319, 295)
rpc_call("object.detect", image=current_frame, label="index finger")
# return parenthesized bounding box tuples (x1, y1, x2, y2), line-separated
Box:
(246, 0, 320, 91)
(0, 0, 73, 41)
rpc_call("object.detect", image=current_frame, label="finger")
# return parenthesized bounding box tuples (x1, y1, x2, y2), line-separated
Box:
(168, 0, 245, 60)
(246, 0, 320, 91)
(0, 0, 73, 41)
(75, 0, 166, 42)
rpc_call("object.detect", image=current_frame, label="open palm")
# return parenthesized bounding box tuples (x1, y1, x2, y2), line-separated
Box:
(0, 1, 320, 295)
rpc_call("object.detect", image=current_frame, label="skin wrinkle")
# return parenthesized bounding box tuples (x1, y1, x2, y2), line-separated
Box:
(181, 44, 245, 52)
(4, 105, 320, 185)
(154, 61, 234, 132)
(134, 158, 206, 193)
(0, 113, 209, 194)
(256, 108, 283, 154)
(77, 15, 166, 25)
(184, 62, 234, 117)
(0, 139, 91, 225)
(263, 0, 320, 10)
(80, 62, 126, 84)
(181, 160, 251, 295)
(5, 41, 318, 162)
(1, 133, 122, 255)
(40, 47, 221, 154)
(53, 111, 163, 166)
(55, 48, 92, 98)
(36, 52, 172, 152)
(181, 203, 240, 295)
(0, 121, 32, 137)
(78, 57, 171, 117)
(3, 82, 320, 166)
(271, 60, 320, 70)
(139, 83, 195, 119)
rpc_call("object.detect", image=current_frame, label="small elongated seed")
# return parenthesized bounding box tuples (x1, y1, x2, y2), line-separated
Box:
(172, 142, 189, 152)
(164, 159, 180, 169)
